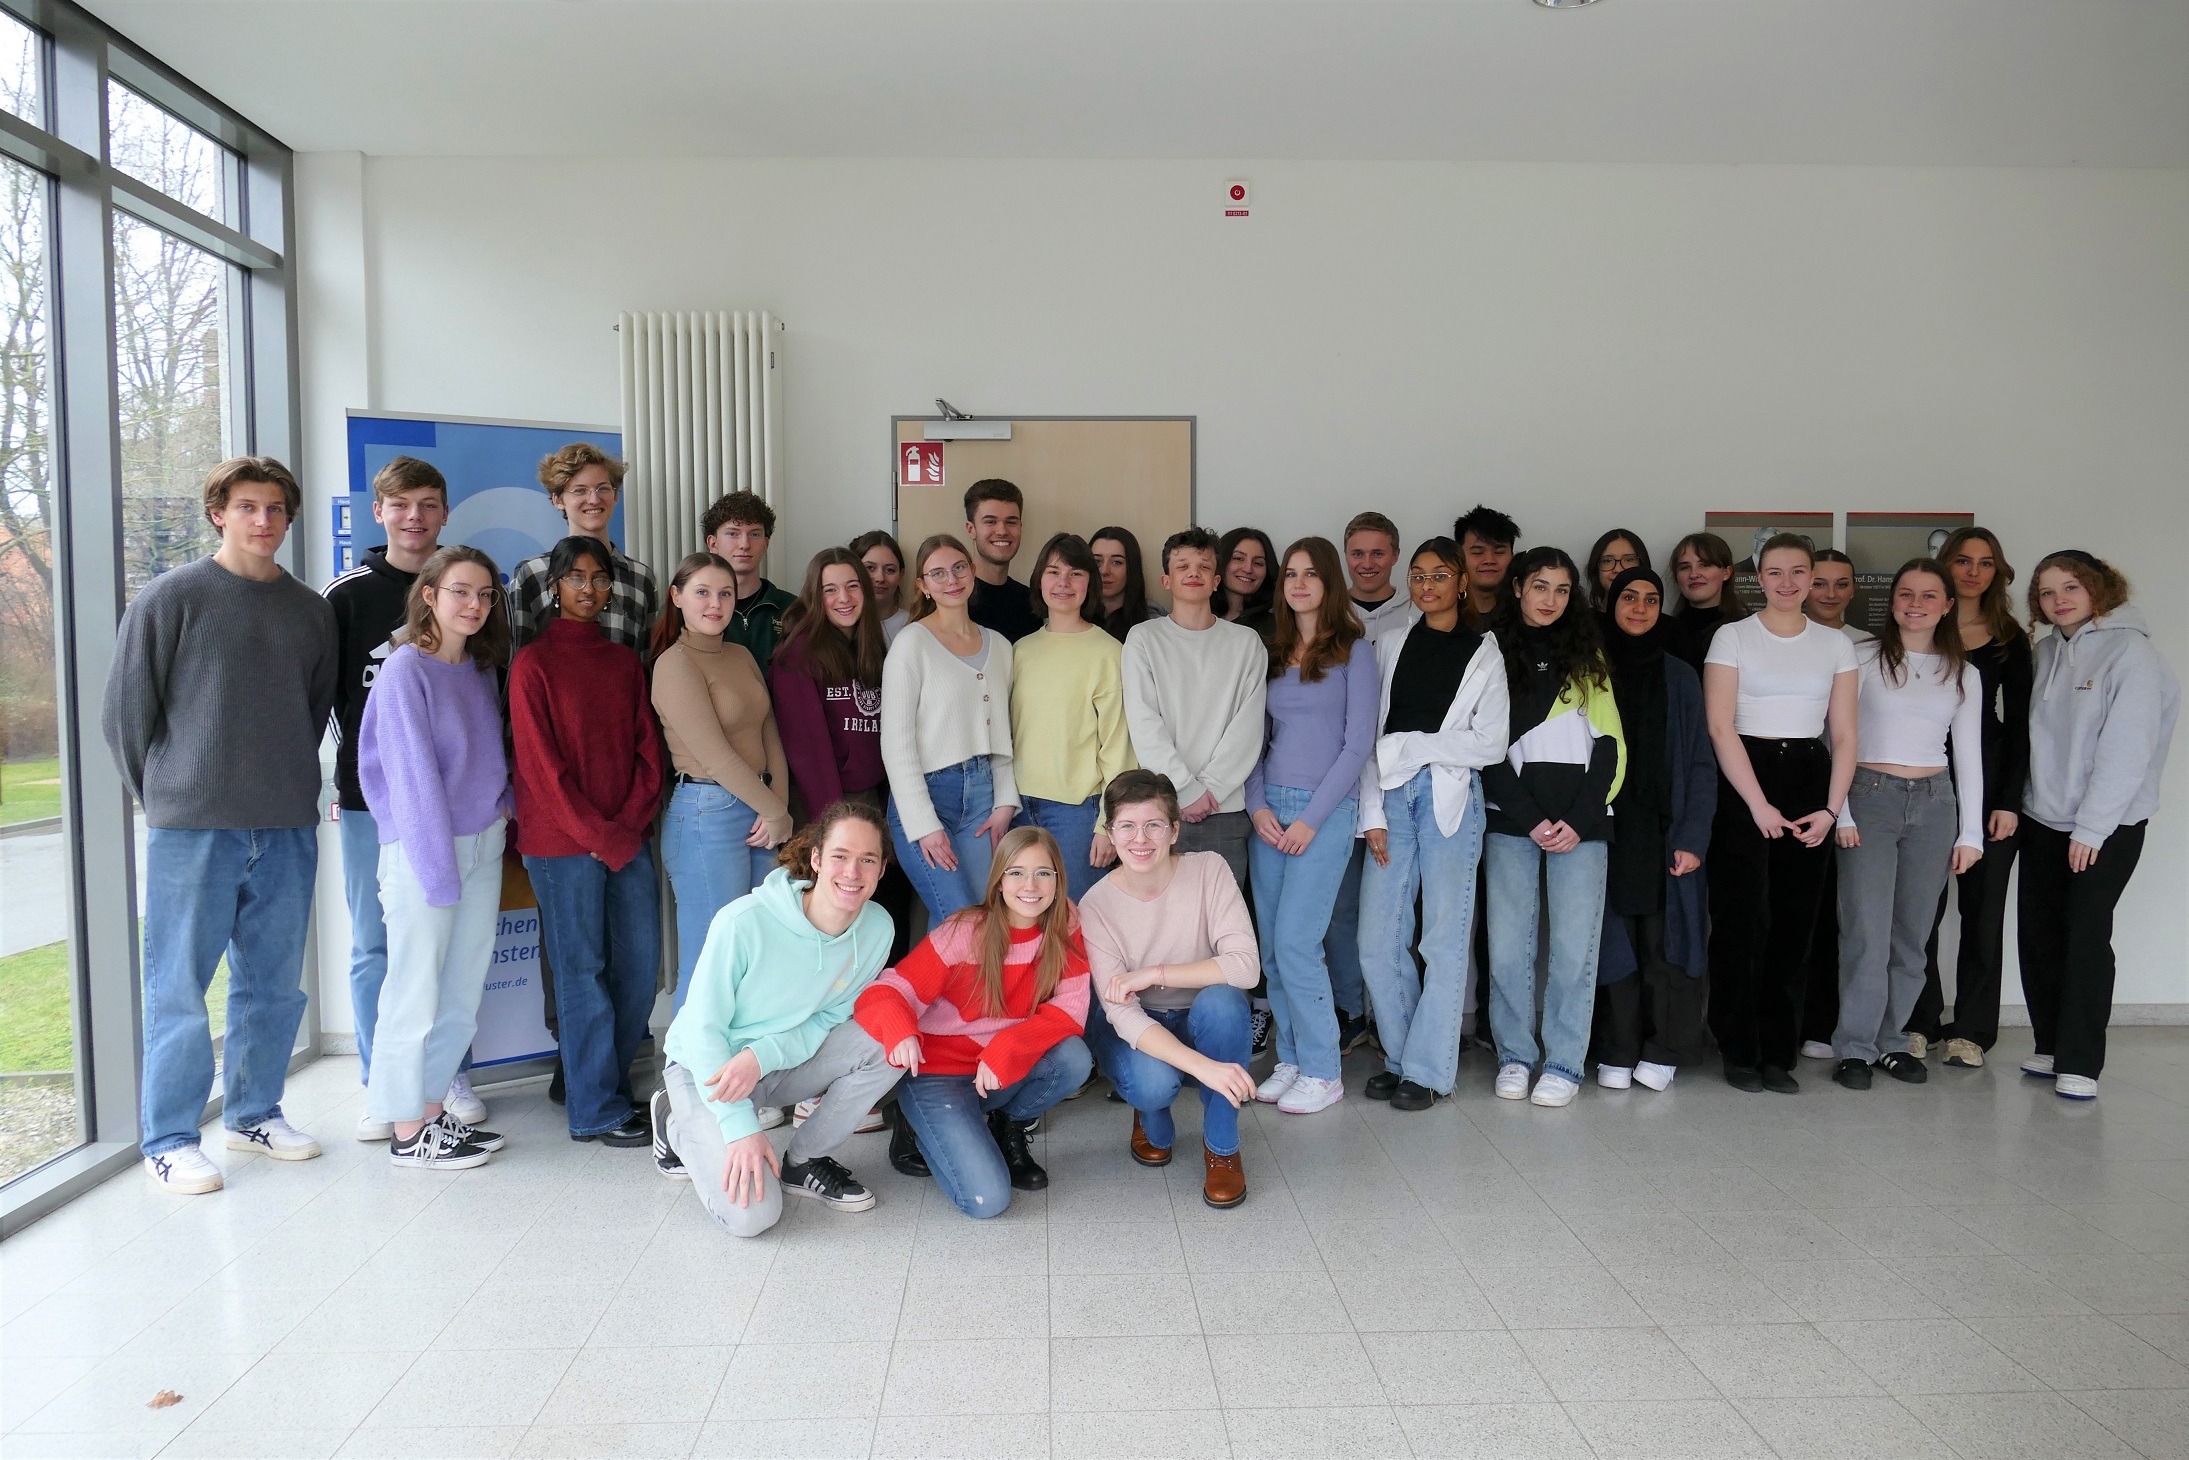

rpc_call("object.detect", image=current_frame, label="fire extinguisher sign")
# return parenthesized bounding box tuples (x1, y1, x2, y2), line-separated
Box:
(902, 441, 944, 488)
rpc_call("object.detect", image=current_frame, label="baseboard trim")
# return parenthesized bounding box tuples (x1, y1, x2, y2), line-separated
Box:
(1992, 1005, 2186, 1027)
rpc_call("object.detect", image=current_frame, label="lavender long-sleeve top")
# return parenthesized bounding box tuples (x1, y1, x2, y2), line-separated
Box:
(359, 643, 512, 906)
(1244, 637, 1380, 833)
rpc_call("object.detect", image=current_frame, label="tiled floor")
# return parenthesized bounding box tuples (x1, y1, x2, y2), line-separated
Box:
(6, 1029, 2189, 1459)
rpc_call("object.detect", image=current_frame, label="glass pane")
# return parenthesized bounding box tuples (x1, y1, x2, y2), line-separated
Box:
(0, 12, 39, 127)
(113, 213, 234, 602)
(0, 155, 78, 1185)
(106, 81, 228, 223)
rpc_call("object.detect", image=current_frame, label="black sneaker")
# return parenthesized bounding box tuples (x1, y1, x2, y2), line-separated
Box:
(575, 1112, 650, 1147)
(781, 1155, 877, 1212)
(548, 1058, 565, 1105)
(1724, 1063, 1765, 1092)
(391, 1121, 490, 1170)
(649, 1088, 687, 1180)
(1250, 1003, 1273, 1057)
(431, 1113, 504, 1152)
(1876, 1051, 1929, 1085)
(1364, 1071, 1402, 1101)
(890, 1115, 931, 1178)
(1760, 1065, 1800, 1095)
(1337, 1012, 1372, 1053)
(1389, 1079, 1436, 1112)
(1834, 1058, 1874, 1090)
(988, 1109, 1049, 1191)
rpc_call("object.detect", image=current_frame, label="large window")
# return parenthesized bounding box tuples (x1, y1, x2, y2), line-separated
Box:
(0, 0, 298, 1227)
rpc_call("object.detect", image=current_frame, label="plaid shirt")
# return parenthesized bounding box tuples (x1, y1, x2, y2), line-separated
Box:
(507, 541, 660, 655)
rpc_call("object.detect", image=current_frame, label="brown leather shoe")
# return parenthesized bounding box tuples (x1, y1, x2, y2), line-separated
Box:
(1130, 1113, 1171, 1167)
(1202, 1144, 1246, 1208)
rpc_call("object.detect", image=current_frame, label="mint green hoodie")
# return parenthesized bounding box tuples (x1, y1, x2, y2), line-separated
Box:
(663, 866, 893, 1142)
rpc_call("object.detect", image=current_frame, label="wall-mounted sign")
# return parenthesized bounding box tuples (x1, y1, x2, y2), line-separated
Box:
(1224, 179, 1250, 218)
(1703, 511, 1834, 612)
(1846, 511, 1975, 632)
(901, 440, 944, 487)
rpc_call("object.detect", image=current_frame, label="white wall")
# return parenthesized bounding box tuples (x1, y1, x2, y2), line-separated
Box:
(296, 155, 2189, 1022)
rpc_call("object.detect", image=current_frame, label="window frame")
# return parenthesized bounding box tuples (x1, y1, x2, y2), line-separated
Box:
(0, 0, 304, 1236)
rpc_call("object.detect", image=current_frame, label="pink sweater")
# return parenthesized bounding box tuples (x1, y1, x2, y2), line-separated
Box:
(1075, 852, 1260, 1047)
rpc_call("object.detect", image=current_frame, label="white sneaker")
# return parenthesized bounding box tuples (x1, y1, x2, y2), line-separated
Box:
(1596, 1065, 1633, 1090)
(1799, 1040, 1835, 1061)
(754, 1104, 788, 1132)
(1277, 1075, 1345, 1114)
(790, 1099, 888, 1134)
(854, 1107, 888, 1134)
(444, 1072, 487, 1126)
(226, 1116, 321, 1162)
(2020, 1054, 2056, 1078)
(1255, 1064, 1301, 1104)
(791, 1098, 820, 1126)
(355, 1113, 394, 1142)
(1495, 1063, 1531, 1101)
(1633, 1061, 1677, 1092)
(143, 1146, 222, 1194)
(1531, 1073, 1580, 1108)
(2055, 1074, 2098, 1100)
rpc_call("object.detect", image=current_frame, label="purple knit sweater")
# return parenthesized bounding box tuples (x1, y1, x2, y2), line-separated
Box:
(359, 644, 512, 906)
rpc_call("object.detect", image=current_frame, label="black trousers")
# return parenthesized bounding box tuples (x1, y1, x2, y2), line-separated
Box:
(1593, 913, 1705, 1069)
(1800, 855, 1841, 1046)
(2018, 819, 2145, 1080)
(1706, 737, 1832, 1073)
(1908, 831, 2019, 1049)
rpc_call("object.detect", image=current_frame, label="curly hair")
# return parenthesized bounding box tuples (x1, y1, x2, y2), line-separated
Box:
(2028, 551, 2132, 626)
(536, 441, 625, 497)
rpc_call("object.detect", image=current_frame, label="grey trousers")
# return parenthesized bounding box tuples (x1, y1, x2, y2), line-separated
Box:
(1833, 769, 1960, 1064)
(663, 1020, 905, 1237)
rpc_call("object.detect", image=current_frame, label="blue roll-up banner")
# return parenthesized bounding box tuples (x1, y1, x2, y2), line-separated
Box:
(344, 411, 625, 1070)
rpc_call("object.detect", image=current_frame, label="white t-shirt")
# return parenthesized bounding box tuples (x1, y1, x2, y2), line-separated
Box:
(1840, 642, 1986, 848)
(1706, 614, 1859, 739)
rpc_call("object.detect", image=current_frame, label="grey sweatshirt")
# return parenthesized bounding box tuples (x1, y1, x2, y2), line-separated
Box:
(101, 555, 339, 830)
(2025, 604, 2179, 847)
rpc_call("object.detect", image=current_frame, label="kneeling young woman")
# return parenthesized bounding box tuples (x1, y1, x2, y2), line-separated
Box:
(855, 827, 1094, 1218)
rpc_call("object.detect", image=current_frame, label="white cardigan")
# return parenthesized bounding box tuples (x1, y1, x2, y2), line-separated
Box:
(1356, 619, 1510, 838)
(880, 620, 1019, 841)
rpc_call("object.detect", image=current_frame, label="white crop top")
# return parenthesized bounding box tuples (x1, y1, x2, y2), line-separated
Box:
(1705, 614, 1859, 739)
(1838, 644, 1986, 849)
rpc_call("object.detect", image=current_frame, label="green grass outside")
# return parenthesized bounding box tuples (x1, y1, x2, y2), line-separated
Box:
(0, 934, 227, 1075)
(1, 756, 62, 828)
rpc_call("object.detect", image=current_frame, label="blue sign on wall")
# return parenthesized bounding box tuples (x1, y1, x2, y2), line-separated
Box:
(345, 411, 623, 583)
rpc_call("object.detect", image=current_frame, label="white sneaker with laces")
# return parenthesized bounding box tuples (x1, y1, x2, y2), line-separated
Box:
(355, 1113, 394, 1142)
(1495, 1063, 1530, 1101)
(2055, 1074, 2098, 1100)
(1633, 1061, 1677, 1092)
(1596, 1065, 1633, 1090)
(144, 1146, 222, 1194)
(1255, 1063, 1301, 1104)
(226, 1116, 321, 1161)
(791, 1098, 820, 1126)
(1799, 1040, 1835, 1061)
(1531, 1072, 1580, 1108)
(2020, 1054, 2056, 1078)
(444, 1071, 487, 1126)
(754, 1104, 788, 1132)
(1277, 1074, 1345, 1114)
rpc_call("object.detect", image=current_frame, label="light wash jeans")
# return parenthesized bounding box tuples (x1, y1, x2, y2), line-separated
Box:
(366, 822, 507, 1125)
(1358, 768, 1484, 1095)
(1248, 787, 1358, 1080)
(524, 846, 661, 1138)
(1323, 841, 1369, 1020)
(337, 807, 389, 1078)
(1084, 988, 1251, 1156)
(1485, 833, 1609, 1085)
(139, 827, 316, 1157)
(888, 756, 1000, 923)
(662, 779, 779, 1011)
(1016, 794, 1104, 904)
(1834, 769, 1959, 1064)
(895, 1038, 1093, 1220)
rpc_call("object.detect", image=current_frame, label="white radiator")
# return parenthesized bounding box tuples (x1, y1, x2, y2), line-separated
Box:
(618, 310, 784, 578)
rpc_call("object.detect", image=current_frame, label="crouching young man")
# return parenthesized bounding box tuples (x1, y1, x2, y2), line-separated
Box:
(655, 801, 906, 1236)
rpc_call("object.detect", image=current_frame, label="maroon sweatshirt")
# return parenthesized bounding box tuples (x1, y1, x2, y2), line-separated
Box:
(768, 634, 885, 820)
(510, 617, 665, 869)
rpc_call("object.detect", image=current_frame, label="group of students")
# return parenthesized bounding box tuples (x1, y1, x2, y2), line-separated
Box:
(104, 452, 2178, 1234)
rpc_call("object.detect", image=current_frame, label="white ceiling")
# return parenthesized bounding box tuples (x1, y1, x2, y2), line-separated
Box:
(83, 0, 2189, 167)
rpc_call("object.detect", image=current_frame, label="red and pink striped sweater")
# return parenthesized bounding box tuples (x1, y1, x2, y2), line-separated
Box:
(853, 914, 1090, 1086)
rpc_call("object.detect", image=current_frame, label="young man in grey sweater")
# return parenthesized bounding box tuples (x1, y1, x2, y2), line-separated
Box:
(102, 457, 338, 1195)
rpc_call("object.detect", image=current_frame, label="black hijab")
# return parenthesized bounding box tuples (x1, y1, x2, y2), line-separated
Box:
(1604, 567, 1670, 807)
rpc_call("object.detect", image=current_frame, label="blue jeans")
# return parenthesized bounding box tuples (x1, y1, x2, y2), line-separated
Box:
(1016, 794, 1105, 904)
(524, 847, 662, 1137)
(895, 1038, 1093, 1219)
(367, 823, 506, 1124)
(337, 807, 389, 1079)
(1486, 833, 1609, 1084)
(1084, 987, 1250, 1156)
(1358, 768, 1484, 1095)
(661, 780, 778, 1011)
(140, 827, 316, 1157)
(1247, 788, 1358, 1080)
(888, 757, 999, 924)
(1324, 841, 1368, 1020)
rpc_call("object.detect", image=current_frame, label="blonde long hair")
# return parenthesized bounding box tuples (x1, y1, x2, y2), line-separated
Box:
(941, 825, 1074, 1018)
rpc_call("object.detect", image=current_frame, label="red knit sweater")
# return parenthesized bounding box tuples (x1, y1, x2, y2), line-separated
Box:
(510, 616, 666, 869)
(854, 915, 1090, 1086)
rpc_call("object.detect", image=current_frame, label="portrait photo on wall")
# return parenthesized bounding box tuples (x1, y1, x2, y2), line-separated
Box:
(1845, 511, 1975, 631)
